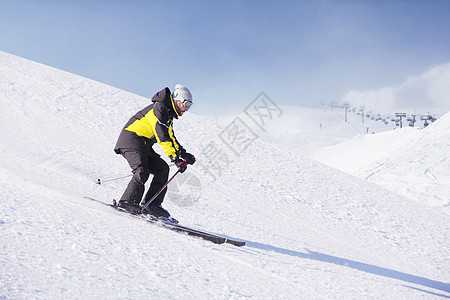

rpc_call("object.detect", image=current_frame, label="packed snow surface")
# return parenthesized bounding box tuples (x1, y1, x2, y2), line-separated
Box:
(1, 51, 449, 299)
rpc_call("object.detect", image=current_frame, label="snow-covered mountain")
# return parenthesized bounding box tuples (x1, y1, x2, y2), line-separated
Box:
(1, 51, 449, 299)
(217, 102, 450, 214)
(312, 112, 450, 214)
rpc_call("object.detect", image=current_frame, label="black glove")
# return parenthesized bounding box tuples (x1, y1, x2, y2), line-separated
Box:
(172, 156, 188, 173)
(181, 152, 196, 165)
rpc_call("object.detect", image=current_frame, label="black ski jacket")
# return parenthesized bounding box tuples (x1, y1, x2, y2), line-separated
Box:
(114, 87, 184, 158)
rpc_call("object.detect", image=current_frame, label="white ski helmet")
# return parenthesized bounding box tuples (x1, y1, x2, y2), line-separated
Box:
(172, 84, 193, 103)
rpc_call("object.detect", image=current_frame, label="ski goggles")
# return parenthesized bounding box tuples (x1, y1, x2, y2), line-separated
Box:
(182, 99, 193, 110)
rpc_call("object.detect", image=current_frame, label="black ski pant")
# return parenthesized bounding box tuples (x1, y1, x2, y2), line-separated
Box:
(119, 150, 170, 206)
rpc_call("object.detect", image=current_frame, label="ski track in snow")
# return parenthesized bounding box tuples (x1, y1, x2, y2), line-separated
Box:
(1, 51, 449, 299)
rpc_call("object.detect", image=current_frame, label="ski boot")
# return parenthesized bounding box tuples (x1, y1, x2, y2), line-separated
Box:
(117, 200, 142, 215)
(144, 204, 178, 224)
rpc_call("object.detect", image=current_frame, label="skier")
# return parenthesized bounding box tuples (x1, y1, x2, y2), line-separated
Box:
(114, 84, 196, 218)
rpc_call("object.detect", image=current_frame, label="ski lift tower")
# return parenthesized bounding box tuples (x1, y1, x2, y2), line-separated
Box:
(360, 105, 366, 123)
(408, 114, 417, 127)
(343, 102, 350, 122)
(395, 113, 407, 128)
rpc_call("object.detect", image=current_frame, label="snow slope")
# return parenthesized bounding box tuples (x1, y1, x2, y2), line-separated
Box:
(312, 111, 450, 214)
(1, 51, 449, 299)
(221, 103, 450, 214)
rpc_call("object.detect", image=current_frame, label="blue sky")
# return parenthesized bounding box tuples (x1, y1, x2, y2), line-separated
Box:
(1, 0, 450, 114)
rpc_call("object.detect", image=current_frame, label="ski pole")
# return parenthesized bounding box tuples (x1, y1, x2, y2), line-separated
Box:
(97, 174, 132, 185)
(140, 169, 181, 213)
(97, 164, 176, 185)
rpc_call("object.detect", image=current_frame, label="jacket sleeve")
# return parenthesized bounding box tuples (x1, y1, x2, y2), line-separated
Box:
(151, 102, 183, 158)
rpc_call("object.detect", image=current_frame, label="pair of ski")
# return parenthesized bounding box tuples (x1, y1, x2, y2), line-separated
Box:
(84, 197, 245, 247)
